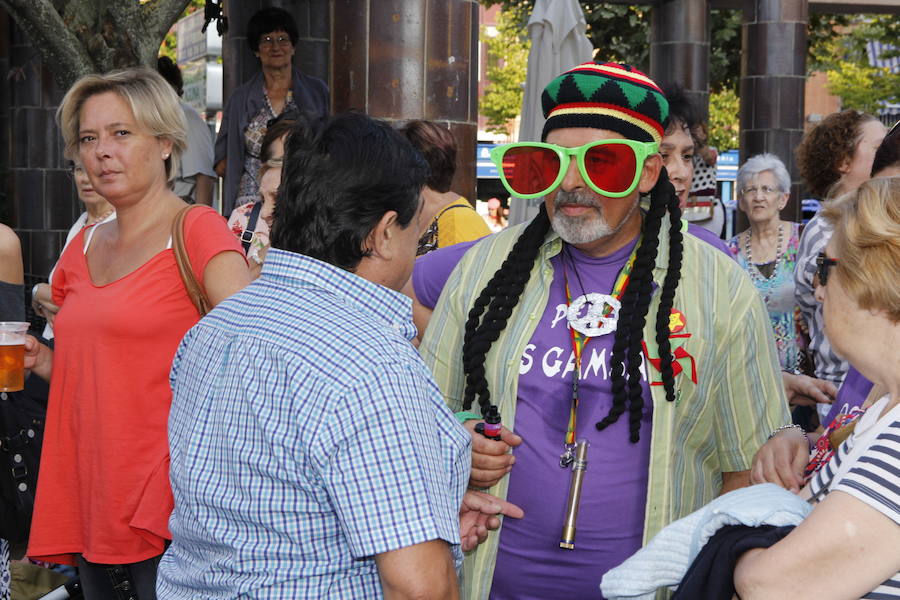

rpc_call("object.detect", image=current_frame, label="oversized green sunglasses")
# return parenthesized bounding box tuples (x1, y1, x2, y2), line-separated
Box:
(490, 139, 659, 199)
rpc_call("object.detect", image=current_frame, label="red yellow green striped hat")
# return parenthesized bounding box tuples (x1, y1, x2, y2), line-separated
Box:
(541, 62, 669, 144)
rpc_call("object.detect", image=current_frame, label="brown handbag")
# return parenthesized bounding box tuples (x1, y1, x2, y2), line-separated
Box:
(172, 205, 212, 316)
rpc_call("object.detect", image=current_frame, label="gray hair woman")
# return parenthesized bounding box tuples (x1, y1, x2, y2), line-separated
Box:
(23, 67, 249, 599)
(727, 153, 802, 372)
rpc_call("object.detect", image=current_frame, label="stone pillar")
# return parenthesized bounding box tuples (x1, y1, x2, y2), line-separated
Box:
(331, 0, 480, 201)
(222, 0, 330, 100)
(739, 0, 807, 225)
(650, 0, 710, 122)
(2, 11, 71, 289)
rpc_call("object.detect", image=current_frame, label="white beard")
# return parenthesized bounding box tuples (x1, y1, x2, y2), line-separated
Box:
(550, 189, 638, 244)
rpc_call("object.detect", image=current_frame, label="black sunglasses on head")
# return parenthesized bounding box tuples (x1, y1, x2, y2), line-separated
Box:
(816, 251, 839, 286)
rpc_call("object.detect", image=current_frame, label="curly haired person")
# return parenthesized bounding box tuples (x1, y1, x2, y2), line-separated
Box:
(794, 110, 885, 407)
(419, 62, 788, 599)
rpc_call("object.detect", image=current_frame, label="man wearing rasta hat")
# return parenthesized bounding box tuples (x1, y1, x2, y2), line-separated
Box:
(419, 62, 789, 598)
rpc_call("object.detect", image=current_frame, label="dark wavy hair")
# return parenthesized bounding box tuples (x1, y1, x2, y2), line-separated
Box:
(156, 56, 183, 97)
(399, 120, 458, 193)
(796, 109, 879, 199)
(461, 169, 684, 443)
(659, 82, 701, 146)
(246, 7, 299, 53)
(270, 113, 428, 271)
(260, 118, 296, 164)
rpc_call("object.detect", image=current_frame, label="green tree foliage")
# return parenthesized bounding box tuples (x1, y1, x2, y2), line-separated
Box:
(812, 15, 900, 114)
(709, 9, 741, 93)
(708, 87, 739, 151)
(478, 1, 867, 94)
(481, 6, 531, 135)
(580, 4, 649, 69)
(826, 63, 899, 115)
(159, 0, 207, 62)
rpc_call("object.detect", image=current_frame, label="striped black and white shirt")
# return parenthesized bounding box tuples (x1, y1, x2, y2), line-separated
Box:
(795, 214, 849, 385)
(808, 397, 900, 598)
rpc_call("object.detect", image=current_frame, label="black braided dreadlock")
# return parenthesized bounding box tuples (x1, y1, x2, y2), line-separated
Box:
(460, 171, 683, 443)
(461, 205, 552, 417)
(594, 168, 683, 442)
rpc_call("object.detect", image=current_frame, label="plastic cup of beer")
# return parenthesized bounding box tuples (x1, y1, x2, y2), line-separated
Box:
(0, 322, 29, 392)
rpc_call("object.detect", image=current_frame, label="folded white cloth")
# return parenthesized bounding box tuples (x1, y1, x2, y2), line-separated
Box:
(600, 483, 811, 600)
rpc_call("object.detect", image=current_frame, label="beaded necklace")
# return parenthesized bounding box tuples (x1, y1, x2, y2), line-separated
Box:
(744, 224, 784, 302)
(84, 207, 115, 228)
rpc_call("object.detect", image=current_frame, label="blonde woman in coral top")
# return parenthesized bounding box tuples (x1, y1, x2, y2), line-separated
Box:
(23, 68, 249, 599)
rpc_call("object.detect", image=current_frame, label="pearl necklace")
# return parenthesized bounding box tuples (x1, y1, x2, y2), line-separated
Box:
(84, 207, 115, 228)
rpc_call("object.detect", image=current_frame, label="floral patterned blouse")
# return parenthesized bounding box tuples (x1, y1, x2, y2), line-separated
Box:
(227, 201, 271, 266)
(727, 222, 802, 372)
(235, 90, 297, 208)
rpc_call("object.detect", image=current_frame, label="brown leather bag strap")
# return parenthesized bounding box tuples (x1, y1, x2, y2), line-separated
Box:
(172, 205, 212, 317)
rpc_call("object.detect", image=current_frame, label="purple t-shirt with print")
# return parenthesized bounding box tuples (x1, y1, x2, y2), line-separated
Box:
(489, 237, 653, 599)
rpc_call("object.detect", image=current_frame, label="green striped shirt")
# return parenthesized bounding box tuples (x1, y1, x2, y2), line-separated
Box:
(419, 219, 790, 600)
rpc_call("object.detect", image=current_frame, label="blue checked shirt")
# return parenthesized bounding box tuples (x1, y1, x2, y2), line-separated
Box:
(157, 249, 471, 599)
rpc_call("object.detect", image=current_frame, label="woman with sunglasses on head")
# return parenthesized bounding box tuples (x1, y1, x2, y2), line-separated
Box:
(31, 162, 116, 336)
(215, 7, 328, 216)
(399, 120, 490, 255)
(733, 177, 900, 600)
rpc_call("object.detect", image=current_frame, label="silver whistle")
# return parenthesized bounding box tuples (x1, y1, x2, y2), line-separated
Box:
(559, 439, 589, 550)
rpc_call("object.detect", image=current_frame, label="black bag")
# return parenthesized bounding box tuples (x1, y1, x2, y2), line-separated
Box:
(0, 369, 49, 543)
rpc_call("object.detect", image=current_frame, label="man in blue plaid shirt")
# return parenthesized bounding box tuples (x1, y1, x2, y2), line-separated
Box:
(157, 114, 512, 599)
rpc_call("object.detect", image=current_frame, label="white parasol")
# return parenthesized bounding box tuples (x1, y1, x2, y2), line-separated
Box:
(509, 0, 594, 226)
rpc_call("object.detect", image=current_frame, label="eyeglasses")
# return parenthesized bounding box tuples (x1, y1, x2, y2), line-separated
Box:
(490, 140, 659, 199)
(741, 185, 780, 197)
(816, 252, 839, 286)
(259, 35, 292, 48)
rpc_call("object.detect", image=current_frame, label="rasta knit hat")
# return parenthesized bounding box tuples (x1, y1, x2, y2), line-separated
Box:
(541, 62, 669, 144)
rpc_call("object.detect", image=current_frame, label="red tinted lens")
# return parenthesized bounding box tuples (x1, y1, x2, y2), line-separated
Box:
(501, 146, 560, 195)
(583, 143, 636, 194)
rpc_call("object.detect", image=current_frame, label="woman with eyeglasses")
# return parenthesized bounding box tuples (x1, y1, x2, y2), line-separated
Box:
(214, 7, 328, 216)
(727, 154, 802, 373)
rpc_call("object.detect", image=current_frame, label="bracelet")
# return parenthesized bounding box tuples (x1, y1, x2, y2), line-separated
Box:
(31, 283, 41, 301)
(454, 411, 482, 424)
(767, 423, 809, 443)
